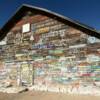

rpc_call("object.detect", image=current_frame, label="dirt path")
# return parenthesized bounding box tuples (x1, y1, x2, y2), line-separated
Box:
(0, 91, 100, 100)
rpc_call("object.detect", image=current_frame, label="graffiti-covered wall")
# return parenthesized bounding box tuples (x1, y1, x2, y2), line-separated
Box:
(0, 11, 100, 87)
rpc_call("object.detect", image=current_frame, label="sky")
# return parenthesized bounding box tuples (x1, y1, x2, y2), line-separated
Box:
(0, 0, 100, 30)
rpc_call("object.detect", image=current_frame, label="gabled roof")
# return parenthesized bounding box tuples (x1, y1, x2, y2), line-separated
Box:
(0, 4, 100, 41)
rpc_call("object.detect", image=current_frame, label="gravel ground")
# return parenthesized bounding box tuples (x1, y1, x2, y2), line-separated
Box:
(0, 91, 100, 100)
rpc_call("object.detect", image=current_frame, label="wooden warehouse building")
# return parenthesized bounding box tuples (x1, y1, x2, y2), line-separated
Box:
(0, 4, 100, 90)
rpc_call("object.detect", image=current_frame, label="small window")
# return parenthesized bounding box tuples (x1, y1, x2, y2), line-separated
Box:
(22, 23, 30, 33)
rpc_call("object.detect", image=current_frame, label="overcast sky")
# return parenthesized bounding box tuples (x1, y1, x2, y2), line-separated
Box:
(0, 0, 100, 30)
